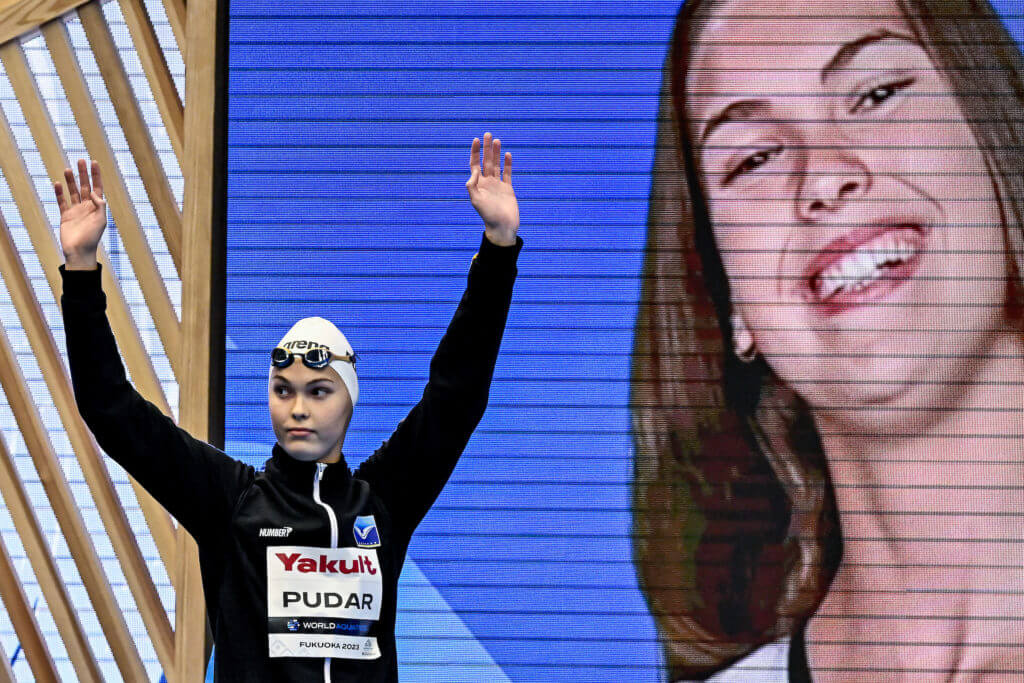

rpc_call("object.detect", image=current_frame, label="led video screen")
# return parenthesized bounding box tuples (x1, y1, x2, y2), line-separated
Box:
(227, 1, 1024, 680)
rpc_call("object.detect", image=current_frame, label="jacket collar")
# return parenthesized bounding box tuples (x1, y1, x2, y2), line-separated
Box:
(265, 443, 352, 489)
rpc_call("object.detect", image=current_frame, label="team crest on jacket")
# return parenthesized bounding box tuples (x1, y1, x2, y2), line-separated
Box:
(353, 515, 381, 548)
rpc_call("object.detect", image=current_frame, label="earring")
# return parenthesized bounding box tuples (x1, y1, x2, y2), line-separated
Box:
(730, 313, 757, 363)
(735, 343, 758, 363)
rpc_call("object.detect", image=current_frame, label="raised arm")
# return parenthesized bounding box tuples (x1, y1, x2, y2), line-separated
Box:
(57, 160, 251, 542)
(355, 134, 521, 539)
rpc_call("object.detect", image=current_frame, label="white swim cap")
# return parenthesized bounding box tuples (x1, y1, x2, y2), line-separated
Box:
(272, 316, 359, 405)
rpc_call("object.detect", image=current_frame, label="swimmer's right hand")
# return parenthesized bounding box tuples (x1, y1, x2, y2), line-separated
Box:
(56, 159, 106, 270)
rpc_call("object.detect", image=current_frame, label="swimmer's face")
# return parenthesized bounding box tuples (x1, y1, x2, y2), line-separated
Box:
(269, 363, 353, 463)
(686, 0, 1009, 424)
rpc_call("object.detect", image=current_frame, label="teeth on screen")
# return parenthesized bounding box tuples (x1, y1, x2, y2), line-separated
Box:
(816, 230, 920, 300)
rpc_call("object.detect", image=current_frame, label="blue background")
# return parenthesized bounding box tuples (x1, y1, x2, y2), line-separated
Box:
(223, 2, 1024, 681)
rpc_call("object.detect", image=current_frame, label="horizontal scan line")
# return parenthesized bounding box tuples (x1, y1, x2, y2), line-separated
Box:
(427, 507, 1024, 516)
(428, 482, 1024, 490)
(225, 273, 1008, 283)
(229, 168, 1023, 176)
(397, 661, 662, 670)
(234, 401, 1020, 411)
(826, 457, 1024, 462)
(235, 13, 678, 19)
(390, 635, 662, 644)
(679, 13, 1024, 19)
(229, 300, 1013, 308)
(225, 143, 1022, 151)
(831, 485, 1024, 491)
(232, 12, 1024, 17)
(415, 533, 1022, 542)
(231, 377, 1024, 388)
(635, 586, 1024, 598)
(707, 303, 1015, 309)
(233, 40, 673, 46)
(719, 245, 1006, 250)
(728, 275, 1006, 280)
(368, 428, 1024, 439)
(232, 38, 1022, 46)
(231, 13, 1017, 19)
(230, 65, 1020, 72)
(232, 223, 999, 230)
(771, 667, 1024, 675)
(412, 559, 1023, 568)
(227, 194, 1021, 201)
(799, 639, 1022, 647)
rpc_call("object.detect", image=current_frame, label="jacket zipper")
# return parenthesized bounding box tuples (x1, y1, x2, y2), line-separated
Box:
(313, 462, 338, 683)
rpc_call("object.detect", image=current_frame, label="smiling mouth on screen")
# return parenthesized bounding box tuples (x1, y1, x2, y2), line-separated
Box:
(804, 223, 929, 315)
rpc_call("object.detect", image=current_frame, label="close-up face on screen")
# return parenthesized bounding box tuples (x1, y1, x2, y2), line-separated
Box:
(633, 0, 1023, 680)
(690, 1, 1009, 420)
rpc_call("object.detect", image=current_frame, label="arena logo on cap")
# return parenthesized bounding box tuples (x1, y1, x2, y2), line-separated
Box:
(353, 515, 380, 548)
(281, 340, 329, 350)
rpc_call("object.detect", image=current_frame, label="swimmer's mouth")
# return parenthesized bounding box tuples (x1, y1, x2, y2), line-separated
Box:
(804, 222, 929, 311)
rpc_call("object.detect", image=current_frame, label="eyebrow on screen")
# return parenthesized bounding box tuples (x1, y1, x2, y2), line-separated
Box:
(700, 100, 770, 145)
(820, 29, 918, 83)
(699, 29, 919, 145)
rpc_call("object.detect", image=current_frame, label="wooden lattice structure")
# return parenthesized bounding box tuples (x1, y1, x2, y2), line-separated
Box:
(0, 0, 224, 679)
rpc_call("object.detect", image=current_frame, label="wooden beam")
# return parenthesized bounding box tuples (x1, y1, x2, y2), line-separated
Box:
(176, 0, 225, 675)
(0, 639, 16, 683)
(173, 527, 206, 683)
(160, 0, 186, 62)
(118, 0, 184, 165)
(0, 532, 59, 682)
(0, 69, 179, 586)
(181, 0, 217, 452)
(0, 203, 176, 671)
(0, 291, 148, 682)
(0, 371, 102, 683)
(78, 0, 183, 274)
(0, 0, 91, 46)
(42, 16, 183, 380)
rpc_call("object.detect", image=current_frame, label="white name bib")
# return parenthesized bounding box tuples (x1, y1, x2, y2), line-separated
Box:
(266, 545, 383, 659)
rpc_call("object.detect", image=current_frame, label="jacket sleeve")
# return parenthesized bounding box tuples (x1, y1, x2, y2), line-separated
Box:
(60, 265, 252, 545)
(354, 233, 521, 539)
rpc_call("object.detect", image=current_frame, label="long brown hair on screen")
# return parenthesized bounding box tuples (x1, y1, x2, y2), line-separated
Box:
(631, 0, 1024, 678)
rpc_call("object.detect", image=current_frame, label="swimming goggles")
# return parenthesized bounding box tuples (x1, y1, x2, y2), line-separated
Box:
(271, 347, 357, 370)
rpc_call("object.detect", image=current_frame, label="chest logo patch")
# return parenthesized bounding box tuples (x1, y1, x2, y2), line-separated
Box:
(353, 515, 381, 548)
(259, 526, 292, 538)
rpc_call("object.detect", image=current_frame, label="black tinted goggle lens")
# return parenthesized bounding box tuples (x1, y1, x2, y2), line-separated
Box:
(303, 348, 332, 369)
(271, 347, 293, 368)
(271, 347, 334, 370)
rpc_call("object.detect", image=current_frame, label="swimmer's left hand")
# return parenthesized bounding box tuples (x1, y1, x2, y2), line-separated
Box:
(466, 132, 519, 246)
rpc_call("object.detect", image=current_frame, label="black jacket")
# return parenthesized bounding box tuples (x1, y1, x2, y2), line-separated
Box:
(61, 234, 521, 682)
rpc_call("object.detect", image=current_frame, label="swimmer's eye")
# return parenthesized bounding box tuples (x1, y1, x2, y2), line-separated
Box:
(272, 385, 291, 398)
(723, 145, 783, 184)
(851, 77, 915, 114)
(310, 387, 331, 398)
